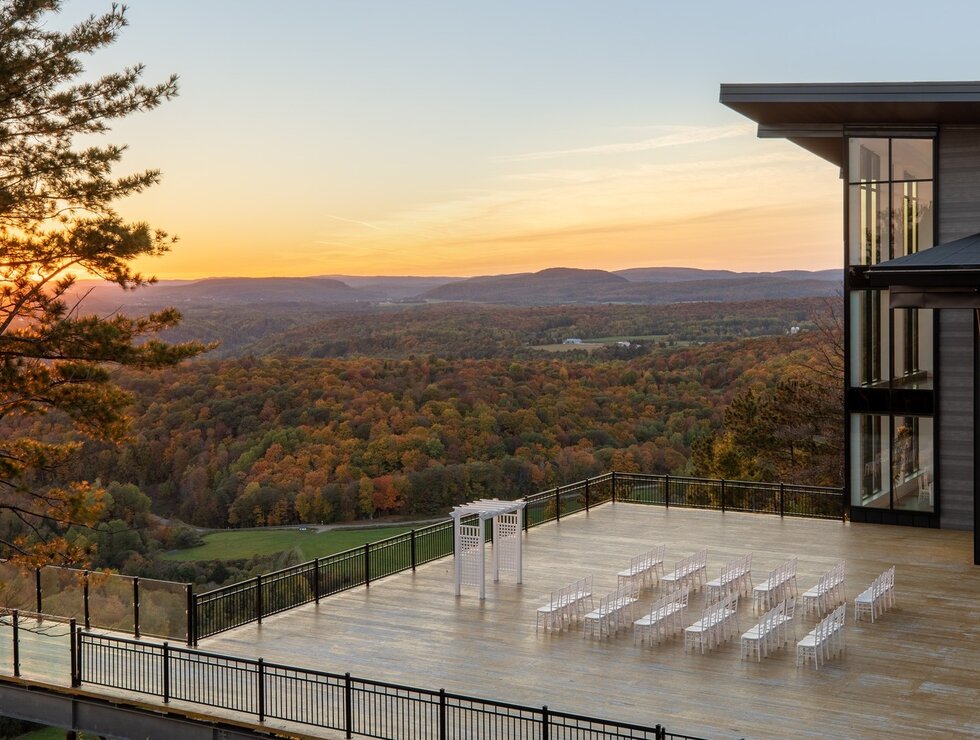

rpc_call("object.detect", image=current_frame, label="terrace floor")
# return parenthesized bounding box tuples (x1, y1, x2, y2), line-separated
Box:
(200, 503, 980, 739)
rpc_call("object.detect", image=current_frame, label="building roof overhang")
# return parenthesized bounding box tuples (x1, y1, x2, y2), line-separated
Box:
(865, 233, 980, 308)
(720, 81, 980, 166)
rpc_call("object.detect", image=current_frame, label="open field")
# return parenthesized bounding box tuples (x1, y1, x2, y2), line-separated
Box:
(161, 525, 414, 562)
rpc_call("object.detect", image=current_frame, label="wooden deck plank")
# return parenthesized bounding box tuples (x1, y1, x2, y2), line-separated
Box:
(195, 504, 980, 739)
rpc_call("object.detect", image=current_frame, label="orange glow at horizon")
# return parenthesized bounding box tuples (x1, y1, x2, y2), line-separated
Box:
(125, 141, 843, 281)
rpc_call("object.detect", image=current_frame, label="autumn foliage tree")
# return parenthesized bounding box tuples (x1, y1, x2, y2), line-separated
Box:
(0, 1, 205, 566)
(691, 301, 844, 486)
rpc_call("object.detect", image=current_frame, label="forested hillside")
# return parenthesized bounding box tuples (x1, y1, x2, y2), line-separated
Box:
(159, 298, 826, 359)
(58, 330, 827, 530)
(3, 296, 843, 581)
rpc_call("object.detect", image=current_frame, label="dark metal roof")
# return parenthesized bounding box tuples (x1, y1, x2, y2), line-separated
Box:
(720, 81, 980, 165)
(866, 233, 980, 307)
(874, 233, 980, 271)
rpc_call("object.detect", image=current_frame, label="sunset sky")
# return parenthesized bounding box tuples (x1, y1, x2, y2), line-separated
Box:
(63, 1, 980, 279)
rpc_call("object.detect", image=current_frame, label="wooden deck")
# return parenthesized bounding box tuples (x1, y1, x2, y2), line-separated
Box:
(196, 504, 980, 739)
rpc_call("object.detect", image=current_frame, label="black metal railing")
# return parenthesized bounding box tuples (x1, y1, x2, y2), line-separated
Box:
(76, 630, 704, 739)
(192, 471, 842, 642)
(612, 473, 844, 520)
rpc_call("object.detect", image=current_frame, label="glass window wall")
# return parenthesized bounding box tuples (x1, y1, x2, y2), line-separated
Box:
(849, 289, 890, 388)
(892, 416, 934, 512)
(847, 137, 934, 265)
(892, 308, 933, 389)
(850, 414, 890, 508)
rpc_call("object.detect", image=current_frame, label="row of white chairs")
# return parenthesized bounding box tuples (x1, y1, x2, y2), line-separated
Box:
(616, 544, 666, 591)
(740, 597, 796, 661)
(662, 549, 708, 594)
(583, 582, 639, 639)
(752, 557, 798, 612)
(704, 553, 753, 605)
(802, 561, 846, 617)
(633, 586, 690, 645)
(854, 566, 896, 623)
(535, 575, 594, 631)
(797, 603, 846, 669)
(683, 592, 740, 653)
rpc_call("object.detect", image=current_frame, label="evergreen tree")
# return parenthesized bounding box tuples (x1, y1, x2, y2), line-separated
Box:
(0, 1, 206, 566)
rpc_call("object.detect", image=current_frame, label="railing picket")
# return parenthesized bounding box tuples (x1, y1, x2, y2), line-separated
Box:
(162, 641, 170, 703)
(69, 618, 77, 686)
(83, 571, 91, 630)
(257, 657, 265, 722)
(12, 610, 19, 677)
(133, 576, 140, 639)
(345, 672, 353, 738)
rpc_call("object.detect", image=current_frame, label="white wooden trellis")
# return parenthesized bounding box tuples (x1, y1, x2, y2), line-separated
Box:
(450, 499, 526, 599)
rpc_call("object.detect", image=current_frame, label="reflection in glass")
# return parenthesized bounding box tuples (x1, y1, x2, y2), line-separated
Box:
(849, 183, 889, 266)
(891, 138, 933, 182)
(849, 290, 889, 387)
(848, 138, 888, 183)
(850, 414, 890, 507)
(892, 416, 933, 512)
(892, 308, 933, 388)
(891, 180, 933, 257)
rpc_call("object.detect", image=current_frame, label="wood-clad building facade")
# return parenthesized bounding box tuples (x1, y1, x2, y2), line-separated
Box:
(720, 82, 980, 563)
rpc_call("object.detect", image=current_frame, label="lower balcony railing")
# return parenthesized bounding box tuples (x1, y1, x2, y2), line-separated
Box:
(71, 630, 706, 740)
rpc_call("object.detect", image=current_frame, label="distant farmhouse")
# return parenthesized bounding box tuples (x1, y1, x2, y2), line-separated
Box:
(723, 81, 980, 564)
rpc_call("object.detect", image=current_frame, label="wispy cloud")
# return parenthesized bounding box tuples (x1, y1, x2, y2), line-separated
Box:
(320, 213, 382, 230)
(495, 124, 754, 163)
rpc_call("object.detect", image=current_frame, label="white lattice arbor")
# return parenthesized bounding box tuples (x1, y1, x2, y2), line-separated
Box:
(450, 499, 527, 599)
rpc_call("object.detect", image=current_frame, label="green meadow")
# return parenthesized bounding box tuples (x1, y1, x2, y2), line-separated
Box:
(162, 525, 415, 562)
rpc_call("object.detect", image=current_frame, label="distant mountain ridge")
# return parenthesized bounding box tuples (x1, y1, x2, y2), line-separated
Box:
(419, 267, 840, 305)
(65, 266, 842, 311)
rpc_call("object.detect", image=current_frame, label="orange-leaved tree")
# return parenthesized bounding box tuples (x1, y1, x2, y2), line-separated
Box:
(0, 1, 207, 567)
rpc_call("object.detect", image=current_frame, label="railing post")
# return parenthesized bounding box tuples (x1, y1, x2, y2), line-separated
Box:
(35, 568, 42, 613)
(721, 479, 727, 513)
(257, 658, 265, 722)
(256, 575, 263, 625)
(611, 472, 617, 503)
(83, 571, 91, 630)
(185, 584, 194, 646)
(439, 688, 447, 740)
(133, 576, 140, 639)
(12, 609, 19, 677)
(74, 625, 83, 686)
(410, 531, 417, 571)
(364, 543, 371, 587)
(313, 558, 321, 603)
(584, 479, 590, 512)
(162, 642, 170, 703)
(779, 482, 785, 518)
(664, 474, 670, 509)
(69, 618, 77, 686)
(655, 724, 665, 740)
(523, 498, 530, 531)
(541, 705, 550, 740)
(344, 672, 353, 739)
(555, 486, 561, 522)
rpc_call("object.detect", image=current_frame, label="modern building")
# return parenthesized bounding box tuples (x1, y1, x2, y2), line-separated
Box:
(721, 81, 980, 563)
